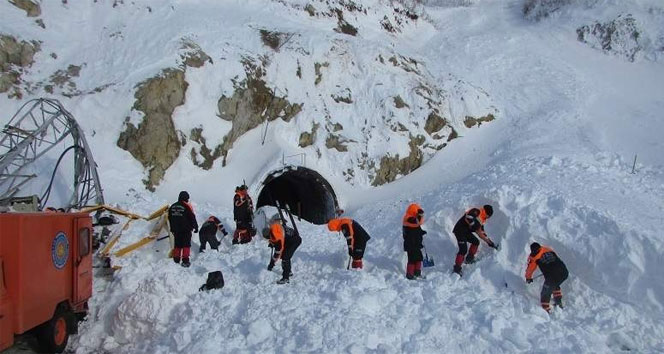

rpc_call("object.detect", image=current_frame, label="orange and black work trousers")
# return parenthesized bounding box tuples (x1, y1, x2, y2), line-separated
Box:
(541, 272, 568, 312)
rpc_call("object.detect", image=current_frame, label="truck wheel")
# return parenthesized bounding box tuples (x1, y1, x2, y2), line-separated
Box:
(36, 308, 70, 353)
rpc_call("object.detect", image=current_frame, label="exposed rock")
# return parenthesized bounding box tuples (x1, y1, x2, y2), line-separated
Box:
(9, 0, 41, 17)
(35, 19, 45, 29)
(260, 30, 292, 51)
(189, 127, 222, 170)
(326, 134, 348, 152)
(299, 123, 319, 148)
(117, 69, 187, 191)
(331, 88, 353, 104)
(217, 58, 303, 165)
(372, 135, 424, 186)
(334, 9, 358, 36)
(0, 34, 40, 96)
(332, 122, 343, 132)
(577, 14, 643, 62)
(424, 112, 446, 134)
(180, 40, 212, 68)
(46, 64, 81, 94)
(523, 0, 571, 21)
(393, 95, 408, 109)
(464, 114, 495, 128)
(304, 4, 316, 16)
(314, 62, 328, 85)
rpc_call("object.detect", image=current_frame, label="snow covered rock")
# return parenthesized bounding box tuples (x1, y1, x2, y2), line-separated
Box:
(576, 14, 644, 62)
(523, 0, 573, 21)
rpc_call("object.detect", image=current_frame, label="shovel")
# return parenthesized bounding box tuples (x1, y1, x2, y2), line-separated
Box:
(422, 247, 435, 267)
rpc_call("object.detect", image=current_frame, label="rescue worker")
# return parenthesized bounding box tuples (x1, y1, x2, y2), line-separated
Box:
(233, 185, 254, 244)
(525, 242, 569, 313)
(452, 204, 498, 276)
(327, 217, 371, 269)
(168, 191, 198, 267)
(198, 216, 228, 252)
(402, 203, 427, 280)
(267, 219, 302, 284)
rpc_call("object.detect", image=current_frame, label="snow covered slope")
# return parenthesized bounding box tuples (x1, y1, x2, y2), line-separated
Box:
(2, 0, 664, 353)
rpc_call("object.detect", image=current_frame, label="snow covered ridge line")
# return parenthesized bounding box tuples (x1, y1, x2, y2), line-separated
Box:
(524, 0, 664, 62)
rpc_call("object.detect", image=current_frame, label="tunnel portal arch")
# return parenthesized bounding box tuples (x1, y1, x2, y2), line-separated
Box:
(256, 166, 339, 225)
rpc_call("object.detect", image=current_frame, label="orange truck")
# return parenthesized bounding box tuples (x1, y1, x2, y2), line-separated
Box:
(0, 212, 92, 353)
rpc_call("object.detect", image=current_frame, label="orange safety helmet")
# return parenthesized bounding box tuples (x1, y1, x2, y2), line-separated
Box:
(403, 203, 424, 227)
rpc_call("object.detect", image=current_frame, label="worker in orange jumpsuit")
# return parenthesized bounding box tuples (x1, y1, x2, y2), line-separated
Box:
(267, 220, 302, 284)
(402, 203, 427, 280)
(452, 205, 498, 276)
(327, 217, 371, 269)
(525, 242, 569, 313)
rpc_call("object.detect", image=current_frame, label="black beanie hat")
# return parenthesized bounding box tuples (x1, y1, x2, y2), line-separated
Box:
(178, 191, 190, 202)
(530, 242, 541, 254)
(483, 204, 493, 217)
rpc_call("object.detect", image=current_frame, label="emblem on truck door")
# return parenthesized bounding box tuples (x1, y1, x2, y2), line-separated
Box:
(52, 232, 69, 269)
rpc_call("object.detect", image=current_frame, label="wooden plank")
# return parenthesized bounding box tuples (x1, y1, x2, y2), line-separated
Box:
(113, 236, 156, 257)
(145, 205, 169, 221)
(98, 219, 133, 257)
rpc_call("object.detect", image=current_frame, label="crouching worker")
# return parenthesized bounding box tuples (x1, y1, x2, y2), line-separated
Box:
(402, 203, 427, 280)
(525, 242, 569, 313)
(199, 216, 228, 252)
(327, 217, 371, 269)
(267, 220, 302, 284)
(452, 205, 498, 276)
(168, 191, 198, 267)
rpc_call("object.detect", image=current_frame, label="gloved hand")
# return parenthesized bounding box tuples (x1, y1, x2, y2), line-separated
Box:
(194, 228, 199, 233)
(422, 230, 427, 236)
(222, 230, 228, 236)
(486, 238, 496, 249)
(267, 260, 275, 271)
(348, 247, 353, 256)
(526, 278, 533, 284)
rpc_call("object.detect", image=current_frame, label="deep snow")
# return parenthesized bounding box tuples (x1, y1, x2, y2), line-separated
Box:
(2, 0, 664, 353)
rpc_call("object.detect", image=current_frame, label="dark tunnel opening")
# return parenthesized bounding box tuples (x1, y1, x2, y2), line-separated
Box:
(256, 166, 339, 225)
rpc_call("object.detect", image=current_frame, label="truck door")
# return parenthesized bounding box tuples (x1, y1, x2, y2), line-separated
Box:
(0, 258, 15, 349)
(73, 218, 92, 304)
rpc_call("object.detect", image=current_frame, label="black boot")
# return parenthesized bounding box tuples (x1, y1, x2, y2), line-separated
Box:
(276, 277, 289, 284)
(173, 257, 181, 264)
(453, 265, 463, 276)
(464, 255, 475, 264)
(181, 258, 191, 268)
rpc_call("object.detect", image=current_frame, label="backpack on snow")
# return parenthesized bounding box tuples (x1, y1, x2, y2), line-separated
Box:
(199, 271, 224, 292)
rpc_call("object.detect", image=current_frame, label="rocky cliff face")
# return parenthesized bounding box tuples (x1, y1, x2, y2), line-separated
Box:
(216, 58, 302, 166)
(117, 69, 187, 191)
(1, 0, 499, 191)
(0, 34, 40, 98)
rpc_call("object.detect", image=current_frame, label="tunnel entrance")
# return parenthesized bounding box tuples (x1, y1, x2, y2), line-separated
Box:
(256, 166, 339, 225)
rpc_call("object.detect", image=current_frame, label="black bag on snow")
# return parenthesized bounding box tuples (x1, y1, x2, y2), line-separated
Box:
(199, 271, 224, 291)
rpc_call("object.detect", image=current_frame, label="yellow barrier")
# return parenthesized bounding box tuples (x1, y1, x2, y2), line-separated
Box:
(90, 204, 171, 258)
(82, 204, 169, 221)
(98, 219, 134, 257)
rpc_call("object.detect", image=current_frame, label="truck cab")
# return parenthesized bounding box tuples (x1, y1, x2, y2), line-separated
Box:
(0, 212, 92, 353)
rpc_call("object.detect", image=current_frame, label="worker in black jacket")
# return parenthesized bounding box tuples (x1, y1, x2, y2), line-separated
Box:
(402, 203, 426, 280)
(233, 185, 254, 244)
(267, 220, 302, 284)
(198, 216, 228, 252)
(452, 205, 498, 276)
(327, 217, 371, 269)
(168, 191, 198, 267)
